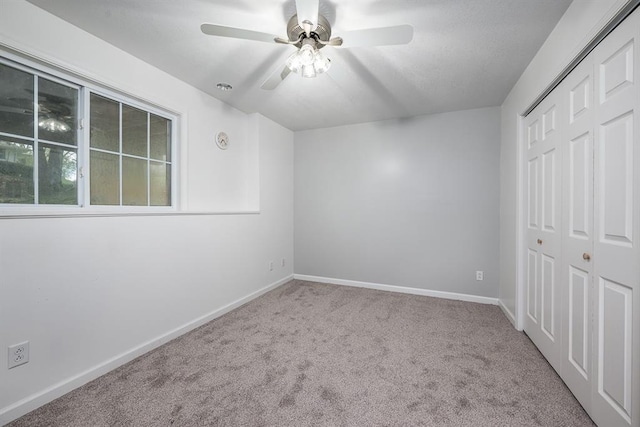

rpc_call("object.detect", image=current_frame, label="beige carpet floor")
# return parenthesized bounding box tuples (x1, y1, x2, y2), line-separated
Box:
(9, 280, 594, 426)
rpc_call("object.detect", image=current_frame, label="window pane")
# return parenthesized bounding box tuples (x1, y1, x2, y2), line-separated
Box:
(122, 105, 147, 157)
(150, 114, 170, 161)
(0, 137, 33, 203)
(90, 150, 119, 205)
(150, 162, 170, 206)
(122, 156, 147, 206)
(38, 143, 77, 205)
(38, 78, 77, 146)
(0, 63, 34, 138)
(90, 94, 119, 152)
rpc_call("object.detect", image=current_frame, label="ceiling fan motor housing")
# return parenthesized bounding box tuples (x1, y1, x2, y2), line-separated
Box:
(287, 14, 332, 48)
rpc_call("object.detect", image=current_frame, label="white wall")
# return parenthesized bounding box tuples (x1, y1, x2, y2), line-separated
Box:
(0, 1, 294, 423)
(499, 0, 628, 326)
(295, 107, 500, 299)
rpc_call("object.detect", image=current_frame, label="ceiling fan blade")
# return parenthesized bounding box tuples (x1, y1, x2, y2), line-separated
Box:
(201, 23, 279, 44)
(317, 37, 343, 47)
(261, 66, 292, 90)
(339, 24, 413, 48)
(0, 105, 32, 114)
(275, 36, 301, 45)
(295, 0, 319, 35)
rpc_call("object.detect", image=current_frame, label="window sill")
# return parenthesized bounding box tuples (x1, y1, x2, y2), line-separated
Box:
(0, 209, 260, 219)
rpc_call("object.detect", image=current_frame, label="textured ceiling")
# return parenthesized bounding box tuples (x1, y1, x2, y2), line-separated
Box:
(26, 0, 572, 131)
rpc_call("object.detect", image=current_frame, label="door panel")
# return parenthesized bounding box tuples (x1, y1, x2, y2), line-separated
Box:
(525, 90, 563, 372)
(528, 157, 539, 229)
(598, 278, 633, 423)
(569, 265, 589, 378)
(562, 58, 595, 411)
(591, 11, 639, 427)
(543, 147, 558, 231)
(569, 133, 591, 239)
(528, 118, 540, 148)
(571, 76, 590, 122)
(527, 248, 538, 322)
(541, 253, 556, 339)
(599, 112, 633, 246)
(543, 105, 557, 138)
(600, 41, 634, 103)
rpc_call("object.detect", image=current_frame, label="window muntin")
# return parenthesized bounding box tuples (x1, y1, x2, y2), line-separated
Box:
(0, 62, 79, 205)
(89, 93, 172, 207)
(0, 57, 175, 211)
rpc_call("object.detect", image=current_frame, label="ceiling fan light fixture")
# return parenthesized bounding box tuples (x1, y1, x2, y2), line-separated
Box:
(38, 117, 70, 133)
(286, 39, 331, 78)
(201, 5, 414, 91)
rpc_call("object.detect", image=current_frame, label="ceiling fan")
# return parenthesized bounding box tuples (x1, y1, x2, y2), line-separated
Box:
(200, 0, 413, 90)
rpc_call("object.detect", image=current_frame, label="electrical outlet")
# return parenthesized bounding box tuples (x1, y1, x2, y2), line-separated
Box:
(476, 271, 484, 281)
(269, 261, 274, 271)
(8, 341, 29, 369)
(281, 258, 286, 267)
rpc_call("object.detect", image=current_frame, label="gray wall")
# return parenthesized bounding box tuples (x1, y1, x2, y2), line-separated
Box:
(294, 107, 500, 298)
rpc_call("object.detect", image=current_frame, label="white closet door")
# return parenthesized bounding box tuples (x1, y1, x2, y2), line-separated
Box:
(561, 57, 595, 411)
(591, 10, 640, 427)
(525, 90, 564, 372)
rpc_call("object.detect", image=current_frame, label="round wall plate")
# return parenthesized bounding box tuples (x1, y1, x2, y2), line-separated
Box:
(216, 132, 229, 150)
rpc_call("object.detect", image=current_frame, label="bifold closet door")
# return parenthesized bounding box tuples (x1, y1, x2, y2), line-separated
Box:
(525, 90, 563, 372)
(561, 57, 594, 412)
(524, 8, 639, 427)
(590, 10, 639, 427)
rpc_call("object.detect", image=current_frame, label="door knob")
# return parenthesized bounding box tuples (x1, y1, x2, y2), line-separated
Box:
(583, 253, 591, 261)
(537, 239, 543, 245)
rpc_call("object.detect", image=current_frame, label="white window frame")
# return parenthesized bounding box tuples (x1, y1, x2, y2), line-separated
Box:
(0, 51, 179, 216)
(83, 88, 177, 210)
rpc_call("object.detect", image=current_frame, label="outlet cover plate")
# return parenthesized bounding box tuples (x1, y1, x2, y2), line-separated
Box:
(8, 341, 29, 369)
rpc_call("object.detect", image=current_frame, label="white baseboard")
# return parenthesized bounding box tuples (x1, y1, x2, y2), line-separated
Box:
(293, 274, 498, 306)
(0, 274, 293, 426)
(498, 299, 518, 329)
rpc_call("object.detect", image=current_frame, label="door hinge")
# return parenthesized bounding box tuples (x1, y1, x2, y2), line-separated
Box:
(79, 118, 85, 130)
(79, 166, 84, 178)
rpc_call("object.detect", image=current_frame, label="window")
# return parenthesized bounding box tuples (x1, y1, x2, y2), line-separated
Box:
(0, 58, 175, 210)
(89, 94, 172, 206)
(0, 62, 79, 205)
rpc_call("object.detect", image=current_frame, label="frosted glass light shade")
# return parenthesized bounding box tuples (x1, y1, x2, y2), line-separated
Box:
(286, 50, 304, 73)
(298, 44, 315, 66)
(301, 65, 317, 78)
(313, 50, 331, 74)
(286, 42, 331, 78)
